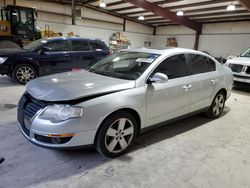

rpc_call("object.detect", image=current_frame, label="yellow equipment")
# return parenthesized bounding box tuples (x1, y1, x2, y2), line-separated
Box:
(0, 20, 11, 36)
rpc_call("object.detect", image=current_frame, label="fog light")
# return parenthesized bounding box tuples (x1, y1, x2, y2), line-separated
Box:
(51, 137, 61, 144)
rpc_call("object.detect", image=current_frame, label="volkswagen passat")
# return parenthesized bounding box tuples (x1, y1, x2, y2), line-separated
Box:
(18, 48, 233, 157)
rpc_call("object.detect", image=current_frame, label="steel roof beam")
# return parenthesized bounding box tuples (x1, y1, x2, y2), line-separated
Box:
(123, 0, 233, 16)
(237, 0, 250, 11)
(126, 0, 202, 32)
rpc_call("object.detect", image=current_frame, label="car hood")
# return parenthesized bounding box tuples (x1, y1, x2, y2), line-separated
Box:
(227, 57, 250, 66)
(26, 70, 136, 102)
(0, 48, 32, 57)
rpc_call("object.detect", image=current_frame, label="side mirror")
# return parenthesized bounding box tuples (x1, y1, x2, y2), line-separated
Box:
(40, 46, 51, 54)
(147, 72, 168, 84)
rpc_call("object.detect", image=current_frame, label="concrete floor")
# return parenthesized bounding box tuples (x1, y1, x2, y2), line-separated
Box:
(0, 75, 250, 188)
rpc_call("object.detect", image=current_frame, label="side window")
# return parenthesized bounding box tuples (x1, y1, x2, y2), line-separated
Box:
(90, 41, 105, 51)
(189, 54, 216, 74)
(208, 58, 216, 71)
(153, 54, 188, 79)
(46, 40, 68, 52)
(72, 40, 90, 51)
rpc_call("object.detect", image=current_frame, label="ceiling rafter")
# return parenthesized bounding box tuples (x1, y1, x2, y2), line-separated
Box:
(38, 0, 153, 27)
(237, 0, 250, 11)
(126, 0, 202, 32)
(106, 0, 184, 7)
(122, 0, 234, 15)
(130, 4, 244, 18)
(152, 14, 250, 25)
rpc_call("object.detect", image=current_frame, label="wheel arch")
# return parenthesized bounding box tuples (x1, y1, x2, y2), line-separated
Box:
(216, 88, 227, 98)
(94, 108, 142, 144)
(10, 60, 40, 76)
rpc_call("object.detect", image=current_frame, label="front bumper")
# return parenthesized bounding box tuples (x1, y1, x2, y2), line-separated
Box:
(0, 64, 9, 75)
(17, 93, 97, 149)
(233, 74, 250, 84)
(18, 122, 95, 149)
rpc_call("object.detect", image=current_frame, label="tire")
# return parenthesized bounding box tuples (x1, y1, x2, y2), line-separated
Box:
(12, 64, 37, 84)
(95, 111, 138, 158)
(206, 91, 226, 119)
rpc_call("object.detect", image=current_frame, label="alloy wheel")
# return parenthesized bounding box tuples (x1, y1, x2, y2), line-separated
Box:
(105, 118, 134, 153)
(212, 94, 225, 116)
(16, 66, 35, 83)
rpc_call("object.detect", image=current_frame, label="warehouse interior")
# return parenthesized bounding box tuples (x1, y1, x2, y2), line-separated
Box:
(0, 0, 250, 187)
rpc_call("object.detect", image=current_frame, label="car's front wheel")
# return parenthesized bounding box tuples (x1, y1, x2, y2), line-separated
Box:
(95, 111, 138, 158)
(12, 64, 37, 84)
(206, 91, 226, 119)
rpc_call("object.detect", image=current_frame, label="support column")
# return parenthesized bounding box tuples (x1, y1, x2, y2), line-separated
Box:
(72, 0, 76, 25)
(123, 18, 126, 31)
(193, 24, 202, 50)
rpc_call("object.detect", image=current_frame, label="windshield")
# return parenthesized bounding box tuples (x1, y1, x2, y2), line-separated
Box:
(88, 51, 160, 80)
(241, 47, 250, 57)
(23, 39, 48, 50)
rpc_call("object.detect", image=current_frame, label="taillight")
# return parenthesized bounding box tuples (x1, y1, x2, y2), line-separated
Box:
(72, 68, 81, 71)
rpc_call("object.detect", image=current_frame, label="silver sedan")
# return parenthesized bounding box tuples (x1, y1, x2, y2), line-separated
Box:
(18, 48, 233, 157)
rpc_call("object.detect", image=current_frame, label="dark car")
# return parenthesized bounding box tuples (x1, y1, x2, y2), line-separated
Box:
(0, 37, 110, 84)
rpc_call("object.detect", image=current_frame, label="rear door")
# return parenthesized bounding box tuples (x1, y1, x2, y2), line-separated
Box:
(36, 39, 71, 75)
(146, 53, 192, 126)
(70, 39, 96, 69)
(89, 41, 110, 64)
(187, 53, 218, 111)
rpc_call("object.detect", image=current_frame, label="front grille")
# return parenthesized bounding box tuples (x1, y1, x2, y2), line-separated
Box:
(234, 75, 250, 79)
(229, 64, 244, 73)
(18, 93, 48, 136)
(246, 67, 250, 74)
(34, 134, 72, 144)
(22, 93, 47, 119)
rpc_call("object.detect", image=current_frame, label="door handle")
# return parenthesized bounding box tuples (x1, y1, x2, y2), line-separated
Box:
(183, 84, 192, 90)
(211, 78, 218, 84)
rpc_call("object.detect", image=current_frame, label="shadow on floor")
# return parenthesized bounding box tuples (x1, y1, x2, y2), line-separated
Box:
(233, 83, 250, 94)
(132, 108, 229, 153)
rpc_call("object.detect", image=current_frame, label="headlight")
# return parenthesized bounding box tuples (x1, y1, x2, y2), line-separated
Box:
(39, 105, 83, 122)
(224, 62, 230, 67)
(0, 57, 8, 64)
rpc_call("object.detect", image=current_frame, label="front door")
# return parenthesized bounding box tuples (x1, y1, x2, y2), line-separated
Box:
(146, 54, 192, 127)
(70, 39, 96, 69)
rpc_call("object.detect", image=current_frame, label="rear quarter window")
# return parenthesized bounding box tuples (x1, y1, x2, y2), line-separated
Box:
(90, 41, 106, 51)
(189, 54, 216, 75)
(72, 40, 90, 51)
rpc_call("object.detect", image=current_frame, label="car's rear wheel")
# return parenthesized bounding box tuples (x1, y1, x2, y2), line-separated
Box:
(12, 64, 37, 84)
(95, 111, 138, 158)
(206, 91, 226, 119)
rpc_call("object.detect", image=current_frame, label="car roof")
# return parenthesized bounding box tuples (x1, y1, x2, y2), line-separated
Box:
(45, 37, 104, 43)
(122, 47, 207, 56)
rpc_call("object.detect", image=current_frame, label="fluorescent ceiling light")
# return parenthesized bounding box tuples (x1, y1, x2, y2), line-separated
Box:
(99, 1, 106, 8)
(138, 15, 145, 20)
(176, 11, 184, 16)
(227, 4, 236, 11)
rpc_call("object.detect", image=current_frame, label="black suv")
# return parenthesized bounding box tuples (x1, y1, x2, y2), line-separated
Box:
(0, 37, 110, 84)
